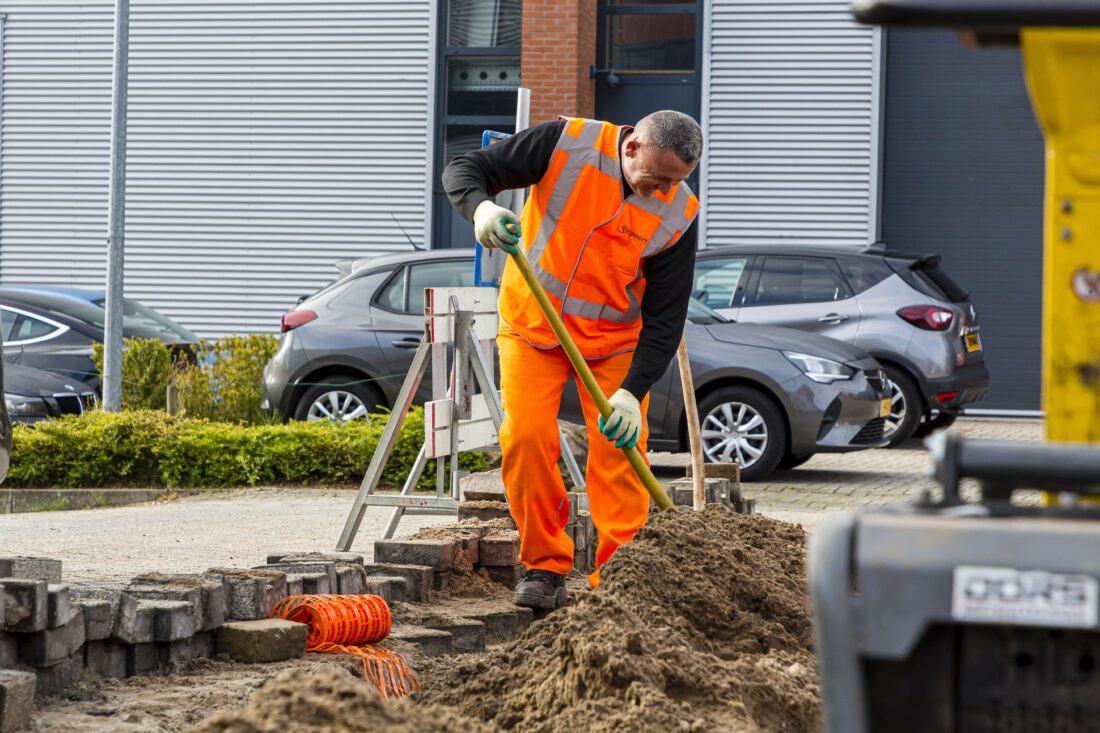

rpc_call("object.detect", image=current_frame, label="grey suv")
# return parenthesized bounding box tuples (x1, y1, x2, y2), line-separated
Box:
(262, 250, 891, 481)
(693, 245, 989, 445)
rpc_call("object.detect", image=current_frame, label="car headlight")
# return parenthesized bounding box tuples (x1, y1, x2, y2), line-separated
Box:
(5, 394, 50, 417)
(783, 352, 855, 384)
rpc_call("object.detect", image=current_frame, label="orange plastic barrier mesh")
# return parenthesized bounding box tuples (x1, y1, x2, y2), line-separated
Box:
(270, 594, 418, 698)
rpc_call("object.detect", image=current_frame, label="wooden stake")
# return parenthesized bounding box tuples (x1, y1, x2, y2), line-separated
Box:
(677, 335, 706, 511)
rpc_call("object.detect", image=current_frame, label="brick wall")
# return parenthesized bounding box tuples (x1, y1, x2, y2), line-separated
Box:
(521, 0, 597, 124)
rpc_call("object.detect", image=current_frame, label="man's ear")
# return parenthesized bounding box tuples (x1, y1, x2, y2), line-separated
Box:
(623, 137, 639, 159)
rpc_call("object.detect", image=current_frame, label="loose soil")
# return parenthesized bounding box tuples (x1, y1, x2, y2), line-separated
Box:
(33, 508, 819, 732)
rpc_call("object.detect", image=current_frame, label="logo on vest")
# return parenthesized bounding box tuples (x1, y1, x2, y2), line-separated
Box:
(617, 224, 649, 245)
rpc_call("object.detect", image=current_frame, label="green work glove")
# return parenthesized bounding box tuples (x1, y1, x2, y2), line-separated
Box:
(473, 200, 521, 255)
(599, 388, 642, 449)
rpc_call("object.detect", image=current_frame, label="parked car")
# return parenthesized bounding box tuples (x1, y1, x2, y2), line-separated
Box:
(692, 244, 989, 446)
(264, 251, 891, 480)
(4, 362, 98, 424)
(0, 354, 11, 483)
(0, 287, 200, 389)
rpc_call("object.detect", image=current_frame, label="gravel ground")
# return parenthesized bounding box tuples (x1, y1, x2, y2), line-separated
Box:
(0, 488, 452, 585)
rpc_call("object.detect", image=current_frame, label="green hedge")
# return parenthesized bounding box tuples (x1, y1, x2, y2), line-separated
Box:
(9, 408, 485, 489)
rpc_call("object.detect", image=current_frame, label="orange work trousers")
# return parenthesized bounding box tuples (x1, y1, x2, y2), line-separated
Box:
(497, 327, 651, 586)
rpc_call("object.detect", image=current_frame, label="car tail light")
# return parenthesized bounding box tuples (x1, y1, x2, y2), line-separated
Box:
(281, 309, 317, 332)
(937, 391, 959, 404)
(896, 305, 954, 331)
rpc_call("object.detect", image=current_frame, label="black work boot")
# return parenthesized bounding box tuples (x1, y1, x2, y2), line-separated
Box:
(514, 569, 568, 610)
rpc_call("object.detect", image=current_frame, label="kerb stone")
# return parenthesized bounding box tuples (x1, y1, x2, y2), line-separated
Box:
(139, 600, 197, 642)
(460, 469, 507, 502)
(78, 599, 114, 642)
(130, 574, 230, 631)
(0, 670, 35, 732)
(216, 620, 307, 663)
(126, 643, 158, 677)
(336, 565, 366, 596)
(362, 564, 433, 602)
(477, 532, 520, 567)
(125, 587, 202, 638)
(205, 571, 265, 621)
(266, 552, 364, 566)
(84, 641, 127, 679)
(363, 576, 405, 604)
(33, 650, 83, 700)
(373, 539, 457, 572)
(17, 608, 84, 667)
(389, 627, 454, 657)
(253, 563, 335, 596)
(46, 585, 70, 629)
(298, 573, 330, 595)
(0, 581, 47, 633)
(0, 558, 61, 585)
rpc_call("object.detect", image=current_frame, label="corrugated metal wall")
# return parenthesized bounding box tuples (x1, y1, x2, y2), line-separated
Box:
(702, 0, 878, 247)
(0, 0, 434, 336)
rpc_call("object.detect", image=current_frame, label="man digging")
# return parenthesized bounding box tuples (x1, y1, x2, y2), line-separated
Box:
(443, 111, 702, 609)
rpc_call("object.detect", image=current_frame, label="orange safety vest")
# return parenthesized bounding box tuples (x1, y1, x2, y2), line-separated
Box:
(499, 117, 701, 359)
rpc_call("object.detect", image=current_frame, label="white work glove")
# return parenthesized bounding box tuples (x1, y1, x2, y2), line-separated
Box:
(598, 389, 642, 449)
(473, 200, 521, 254)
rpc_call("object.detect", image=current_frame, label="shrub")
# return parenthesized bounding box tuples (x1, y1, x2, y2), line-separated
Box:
(7, 408, 485, 489)
(173, 333, 279, 424)
(91, 338, 174, 411)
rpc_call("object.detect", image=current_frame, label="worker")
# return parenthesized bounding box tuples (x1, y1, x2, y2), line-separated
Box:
(443, 111, 702, 609)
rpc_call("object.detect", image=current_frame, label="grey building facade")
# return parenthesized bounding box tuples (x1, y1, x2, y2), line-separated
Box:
(0, 2, 1043, 412)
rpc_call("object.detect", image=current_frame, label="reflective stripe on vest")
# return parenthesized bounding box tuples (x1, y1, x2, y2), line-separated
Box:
(500, 118, 700, 357)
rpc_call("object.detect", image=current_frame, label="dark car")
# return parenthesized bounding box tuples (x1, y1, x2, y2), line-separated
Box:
(693, 244, 990, 445)
(4, 363, 98, 424)
(0, 287, 199, 388)
(264, 251, 891, 480)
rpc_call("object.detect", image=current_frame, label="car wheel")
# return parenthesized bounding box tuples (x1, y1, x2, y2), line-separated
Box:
(293, 376, 384, 423)
(882, 366, 921, 447)
(696, 386, 787, 482)
(912, 410, 959, 440)
(778, 452, 814, 470)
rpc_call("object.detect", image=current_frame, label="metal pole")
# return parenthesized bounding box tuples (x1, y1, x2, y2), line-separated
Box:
(103, 0, 130, 412)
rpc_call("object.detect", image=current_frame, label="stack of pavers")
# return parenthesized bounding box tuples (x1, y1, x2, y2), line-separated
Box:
(667, 461, 754, 514)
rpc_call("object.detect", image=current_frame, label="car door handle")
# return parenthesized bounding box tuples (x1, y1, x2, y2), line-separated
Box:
(818, 314, 850, 324)
(391, 338, 422, 349)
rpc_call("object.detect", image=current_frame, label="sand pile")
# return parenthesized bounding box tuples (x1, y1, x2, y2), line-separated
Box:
(419, 507, 819, 732)
(187, 667, 494, 733)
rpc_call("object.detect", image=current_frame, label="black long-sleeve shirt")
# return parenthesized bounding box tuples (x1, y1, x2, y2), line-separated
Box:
(442, 120, 698, 400)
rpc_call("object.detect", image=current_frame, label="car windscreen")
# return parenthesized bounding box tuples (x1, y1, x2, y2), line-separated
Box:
(90, 298, 199, 341)
(887, 256, 970, 303)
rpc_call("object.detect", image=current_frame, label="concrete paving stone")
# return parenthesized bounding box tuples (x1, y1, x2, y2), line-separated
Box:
(252, 572, 287, 618)
(190, 631, 215, 660)
(457, 534, 480, 566)
(684, 462, 740, 482)
(284, 575, 305, 599)
(17, 608, 84, 667)
(157, 638, 198, 670)
(0, 669, 35, 732)
(126, 643, 158, 677)
(84, 641, 127, 679)
(433, 572, 450, 593)
(373, 539, 457, 572)
(299, 573, 330, 595)
(335, 564, 366, 596)
(139, 600, 197, 642)
(267, 552, 364, 566)
(0, 558, 61, 585)
(204, 571, 266, 621)
(362, 564, 433, 603)
(463, 609, 517, 643)
(461, 470, 507, 502)
(216, 620, 308, 664)
(254, 563, 335, 594)
(485, 564, 524, 589)
(130, 574, 230, 631)
(515, 607, 534, 631)
(45, 586, 70, 630)
(457, 502, 514, 526)
(363, 576, 406, 604)
(478, 532, 520, 568)
(70, 589, 153, 645)
(0, 581, 46, 633)
(125, 587, 203, 638)
(425, 619, 485, 653)
(33, 649, 82, 700)
(0, 634, 15, 668)
(389, 627, 454, 658)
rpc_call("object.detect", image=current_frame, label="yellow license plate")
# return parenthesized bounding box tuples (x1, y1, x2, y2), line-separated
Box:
(880, 398, 891, 418)
(965, 333, 982, 353)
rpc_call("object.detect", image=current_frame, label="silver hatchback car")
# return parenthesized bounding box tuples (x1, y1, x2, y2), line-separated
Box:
(693, 245, 989, 446)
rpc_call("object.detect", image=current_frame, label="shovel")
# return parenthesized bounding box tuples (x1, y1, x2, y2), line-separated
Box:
(504, 240, 675, 511)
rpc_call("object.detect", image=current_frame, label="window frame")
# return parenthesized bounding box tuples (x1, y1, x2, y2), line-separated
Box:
(1, 305, 70, 346)
(743, 255, 853, 308)
(692, 255, 751, 310)
(371, 266, 411, 315)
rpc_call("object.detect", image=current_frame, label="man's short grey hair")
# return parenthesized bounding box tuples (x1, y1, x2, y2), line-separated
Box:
(635, 110, 703, 166)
